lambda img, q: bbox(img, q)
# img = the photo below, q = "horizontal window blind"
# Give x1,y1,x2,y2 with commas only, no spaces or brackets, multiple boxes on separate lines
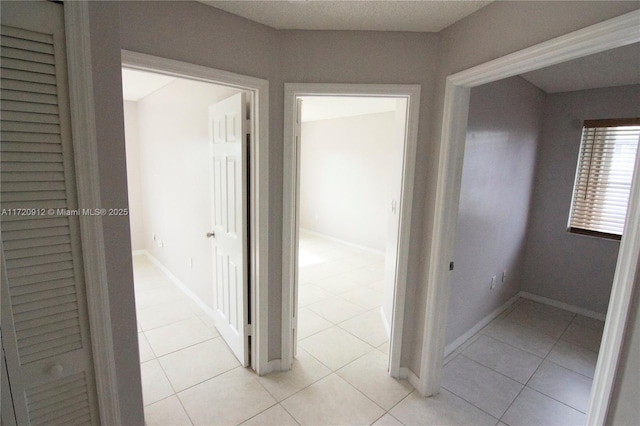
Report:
569,118,640,239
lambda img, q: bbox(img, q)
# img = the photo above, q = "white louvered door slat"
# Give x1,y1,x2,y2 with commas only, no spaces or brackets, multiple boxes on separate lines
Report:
0,1,99,425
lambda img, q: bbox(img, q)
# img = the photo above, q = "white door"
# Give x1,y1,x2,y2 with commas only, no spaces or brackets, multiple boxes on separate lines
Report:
1,1,99,424
382,98,408,334
208,93,250,366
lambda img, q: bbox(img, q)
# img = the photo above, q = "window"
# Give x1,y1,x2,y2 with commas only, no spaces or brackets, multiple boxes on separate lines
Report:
569,118,640,240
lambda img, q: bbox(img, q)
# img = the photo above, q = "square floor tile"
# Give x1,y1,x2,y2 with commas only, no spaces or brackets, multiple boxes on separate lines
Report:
140,359,175,406
135,286,187,310
502,387,585,425
343,267,384,285
241,404,298,425
134,276,174,293
138,332,156,363
483,319,557,358
561,322,603,352
297,308,333,340
313,274,364,295
503,300,573,338
307,296,366,324
299,327,374,370
389,389,498,426
527,360,593,413
137,299,196,331
178,367,276,425
158,338,240,392
462,335,543,384
257,349,331,401
372,413,404,425
143,395,192,425
441,355,522,418
298,283,333,307
572,314,605,332
337,350,413,410
339,309,389,347
340,285,384,309
281,374,384,425
547,339,598,378
145,317,216,357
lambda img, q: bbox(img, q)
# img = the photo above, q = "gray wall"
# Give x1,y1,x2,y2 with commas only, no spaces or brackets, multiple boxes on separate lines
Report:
119,1,441,364
446,77,544,346
88,2,144,424
414,0,640,376
521,85,640,314
73,1,640,420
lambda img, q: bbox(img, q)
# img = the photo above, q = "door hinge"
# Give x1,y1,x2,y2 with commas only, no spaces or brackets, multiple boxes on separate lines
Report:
245,324,253,336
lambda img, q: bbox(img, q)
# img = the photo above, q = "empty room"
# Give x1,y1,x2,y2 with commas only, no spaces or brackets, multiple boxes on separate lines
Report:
438,45,639,423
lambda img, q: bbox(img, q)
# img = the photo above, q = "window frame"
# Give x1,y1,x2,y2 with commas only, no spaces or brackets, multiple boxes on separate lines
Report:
568,117,640,241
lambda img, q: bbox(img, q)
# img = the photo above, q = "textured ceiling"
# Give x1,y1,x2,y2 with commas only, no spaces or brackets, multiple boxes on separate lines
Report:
200,1,493,32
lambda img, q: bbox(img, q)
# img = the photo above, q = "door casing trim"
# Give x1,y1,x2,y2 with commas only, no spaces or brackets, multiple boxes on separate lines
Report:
282,83,421,378
120,50,270,376
422,10,640,424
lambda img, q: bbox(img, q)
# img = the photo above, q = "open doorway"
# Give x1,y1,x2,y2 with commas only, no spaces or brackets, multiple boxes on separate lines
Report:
295,96,406,371
282,84,421,383
122,67,247,407
421,11,640,424
119,52,271,417
438,67,638,423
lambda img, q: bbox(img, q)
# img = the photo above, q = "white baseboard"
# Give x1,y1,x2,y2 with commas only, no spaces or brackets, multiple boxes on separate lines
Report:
141,252,218,321
405,368,420,390
444,293,522,356
132,249,147,256
445,291,607,357
519,291,606,321
299,228,385,256
263,359,283,375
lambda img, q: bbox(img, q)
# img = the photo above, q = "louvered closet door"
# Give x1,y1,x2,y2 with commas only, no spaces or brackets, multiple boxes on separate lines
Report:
0,1,99,425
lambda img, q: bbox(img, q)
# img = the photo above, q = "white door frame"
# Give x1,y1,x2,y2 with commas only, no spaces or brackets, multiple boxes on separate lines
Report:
120,50,270,375
282,83,421,378
421,9,640,424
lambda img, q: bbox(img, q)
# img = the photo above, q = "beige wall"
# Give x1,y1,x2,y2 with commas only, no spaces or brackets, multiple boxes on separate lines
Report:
77,1,640,421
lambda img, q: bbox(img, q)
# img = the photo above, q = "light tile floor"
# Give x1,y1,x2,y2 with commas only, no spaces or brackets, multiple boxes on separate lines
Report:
134,233,603,425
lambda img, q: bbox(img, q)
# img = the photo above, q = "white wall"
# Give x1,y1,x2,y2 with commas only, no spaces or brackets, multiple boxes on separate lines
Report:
132,78,238,308
123,101,144,251
299,110,399,252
